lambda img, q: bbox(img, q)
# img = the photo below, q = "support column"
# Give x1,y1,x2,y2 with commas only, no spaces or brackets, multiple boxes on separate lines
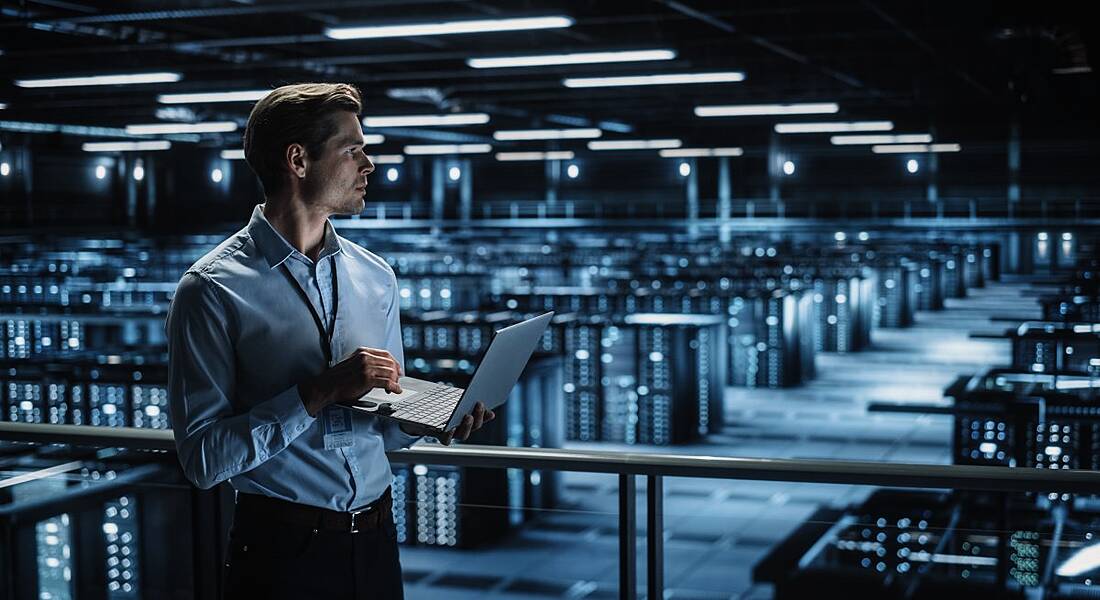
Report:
19,147,34,227
927,123,939,208
459,158,472,223
926,151,939,203
144,156,157,229
409,157,423,210
1007,116,1021,218
718,156,732,243
686,158,698,238
431,158,445,232
124,156,139,229
768,132,780,216
545,159,560,206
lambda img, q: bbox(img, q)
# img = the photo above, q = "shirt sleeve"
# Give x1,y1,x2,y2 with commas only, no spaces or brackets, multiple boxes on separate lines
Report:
379,269,423,451
167,271,317,489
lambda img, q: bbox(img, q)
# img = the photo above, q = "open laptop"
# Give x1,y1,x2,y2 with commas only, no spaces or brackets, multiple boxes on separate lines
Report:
349,311,554,434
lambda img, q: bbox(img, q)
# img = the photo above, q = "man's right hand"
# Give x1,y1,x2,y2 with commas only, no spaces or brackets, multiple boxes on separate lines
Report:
298,347,403,417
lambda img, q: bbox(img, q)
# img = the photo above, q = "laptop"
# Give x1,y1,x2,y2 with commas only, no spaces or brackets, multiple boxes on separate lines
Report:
350,311,554,434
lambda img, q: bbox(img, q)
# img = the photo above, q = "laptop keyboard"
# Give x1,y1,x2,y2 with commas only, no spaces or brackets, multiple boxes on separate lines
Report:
390,385,463,429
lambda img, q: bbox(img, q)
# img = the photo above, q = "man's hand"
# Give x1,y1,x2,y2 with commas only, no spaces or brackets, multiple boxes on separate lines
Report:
298,347,403,417
400,402,495,445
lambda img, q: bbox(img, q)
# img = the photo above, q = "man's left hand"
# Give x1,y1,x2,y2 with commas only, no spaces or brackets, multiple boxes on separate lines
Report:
399,401,495,445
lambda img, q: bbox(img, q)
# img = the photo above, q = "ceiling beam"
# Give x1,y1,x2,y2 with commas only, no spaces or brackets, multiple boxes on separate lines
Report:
655,0,890,100
860,0,995,99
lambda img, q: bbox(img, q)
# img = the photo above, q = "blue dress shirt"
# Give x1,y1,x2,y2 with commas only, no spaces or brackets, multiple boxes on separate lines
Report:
166,204,420,511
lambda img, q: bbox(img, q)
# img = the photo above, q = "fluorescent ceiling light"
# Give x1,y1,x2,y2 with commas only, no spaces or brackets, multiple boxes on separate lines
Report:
403,144,491,155
369,154,405,164
871,143,961,154
600,121,632,133
363,113,489,127
658,147,743,158
220,149,245,160
831,133,932,145
695,103,839,117
83,141,172,152
0,103,7,110
16,72,181,88
126,122,238,135
588,139,681,151
361,134,386,145
496,151,575,161
1053,66,1093,75
775,121,894,134
493,128,601,141
564,72,745,88
158,90,270,104
468,49,675,69
326,16,572,40
0,120,199,141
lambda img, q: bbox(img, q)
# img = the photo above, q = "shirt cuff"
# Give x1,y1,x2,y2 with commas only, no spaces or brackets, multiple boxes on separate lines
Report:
391,422,424,449
270,385,317,442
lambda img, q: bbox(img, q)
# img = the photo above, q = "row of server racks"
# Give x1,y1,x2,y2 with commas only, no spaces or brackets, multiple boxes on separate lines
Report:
756,254,1100,598
0,228,1007,598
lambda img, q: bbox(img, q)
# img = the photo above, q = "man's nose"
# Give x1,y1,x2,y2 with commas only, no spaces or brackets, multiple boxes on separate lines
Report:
362,156,375,176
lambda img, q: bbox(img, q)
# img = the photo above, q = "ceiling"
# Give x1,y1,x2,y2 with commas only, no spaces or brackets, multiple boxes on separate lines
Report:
0,1,1097,156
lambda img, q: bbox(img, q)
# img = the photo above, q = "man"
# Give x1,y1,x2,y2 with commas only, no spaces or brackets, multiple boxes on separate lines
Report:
166,82,493,599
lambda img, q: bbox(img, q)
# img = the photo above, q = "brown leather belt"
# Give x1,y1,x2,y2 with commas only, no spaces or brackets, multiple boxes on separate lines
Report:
235,487,392,533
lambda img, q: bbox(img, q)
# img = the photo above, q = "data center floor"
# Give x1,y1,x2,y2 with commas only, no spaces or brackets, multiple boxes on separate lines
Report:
399,281,1039,600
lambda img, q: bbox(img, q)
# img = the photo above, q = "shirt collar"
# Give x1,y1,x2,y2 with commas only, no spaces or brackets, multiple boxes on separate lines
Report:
248,203,344,270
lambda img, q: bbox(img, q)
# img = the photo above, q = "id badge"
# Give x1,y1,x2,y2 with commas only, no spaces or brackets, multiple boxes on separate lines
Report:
322,405,355,450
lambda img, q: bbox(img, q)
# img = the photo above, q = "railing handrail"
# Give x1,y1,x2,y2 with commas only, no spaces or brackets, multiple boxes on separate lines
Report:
3,421,1099,493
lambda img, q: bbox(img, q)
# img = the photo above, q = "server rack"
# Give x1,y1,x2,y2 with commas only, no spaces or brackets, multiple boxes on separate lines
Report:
1005,322,1100,375
391,354,563,548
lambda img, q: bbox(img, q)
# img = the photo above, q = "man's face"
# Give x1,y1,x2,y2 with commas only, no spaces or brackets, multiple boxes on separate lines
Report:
301,111,375,216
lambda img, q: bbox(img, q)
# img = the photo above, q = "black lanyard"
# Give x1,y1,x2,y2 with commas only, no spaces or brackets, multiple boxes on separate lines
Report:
280,256,340,365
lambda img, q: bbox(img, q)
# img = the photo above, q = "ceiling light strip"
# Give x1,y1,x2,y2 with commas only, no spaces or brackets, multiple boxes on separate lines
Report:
563,72,745,88
831,133,932,145
403,144,492,155
492,128,601,141
126,122,238,134
495,151,575,161
695,103,839,117
16,72,182,88
158,90,270,104
775,121,893,134
83,141,172,152
658,147,743,158
871,143,961,154
468,49,675,69
588,139,681,150
326,16,573,40
363,113,490,127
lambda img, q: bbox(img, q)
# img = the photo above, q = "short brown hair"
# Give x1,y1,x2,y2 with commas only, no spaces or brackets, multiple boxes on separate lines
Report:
243,83,362,194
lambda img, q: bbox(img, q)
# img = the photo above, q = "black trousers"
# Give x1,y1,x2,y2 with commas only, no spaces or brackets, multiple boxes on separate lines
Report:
222,503,404,600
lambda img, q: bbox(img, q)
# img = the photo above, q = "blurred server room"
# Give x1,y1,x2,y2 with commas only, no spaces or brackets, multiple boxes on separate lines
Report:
1,2,1100,599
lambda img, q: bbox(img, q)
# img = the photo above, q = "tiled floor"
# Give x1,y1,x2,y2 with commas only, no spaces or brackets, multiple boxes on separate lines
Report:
402,281,1040,599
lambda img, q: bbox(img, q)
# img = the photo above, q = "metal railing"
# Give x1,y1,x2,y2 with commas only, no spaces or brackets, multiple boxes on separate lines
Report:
5,422,1100,599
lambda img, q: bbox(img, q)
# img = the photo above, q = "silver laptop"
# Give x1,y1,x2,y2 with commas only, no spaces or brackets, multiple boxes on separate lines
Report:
350,311,554,433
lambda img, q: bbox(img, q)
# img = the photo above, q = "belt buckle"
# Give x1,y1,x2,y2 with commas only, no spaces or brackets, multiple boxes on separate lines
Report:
348,509,363,533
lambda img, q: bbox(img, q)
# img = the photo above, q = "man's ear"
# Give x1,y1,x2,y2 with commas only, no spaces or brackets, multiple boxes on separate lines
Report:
286,143,308,179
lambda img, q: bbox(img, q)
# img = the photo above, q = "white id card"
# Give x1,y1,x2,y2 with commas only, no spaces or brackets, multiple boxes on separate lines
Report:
322,405,355,450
